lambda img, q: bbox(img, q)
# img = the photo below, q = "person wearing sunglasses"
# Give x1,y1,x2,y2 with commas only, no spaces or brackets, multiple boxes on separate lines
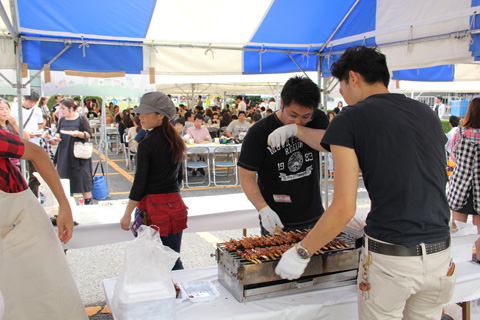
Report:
238,76,330,236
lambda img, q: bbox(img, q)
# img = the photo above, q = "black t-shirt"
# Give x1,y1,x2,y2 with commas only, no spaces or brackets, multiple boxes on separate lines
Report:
129,126,182,201
239,109,329,226
321,93,450,247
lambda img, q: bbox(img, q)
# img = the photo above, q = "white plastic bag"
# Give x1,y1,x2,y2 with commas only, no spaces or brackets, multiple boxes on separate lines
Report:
111,226,180,320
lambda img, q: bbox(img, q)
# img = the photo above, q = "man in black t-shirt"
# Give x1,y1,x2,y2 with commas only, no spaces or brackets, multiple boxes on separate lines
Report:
238,76,329,235
275,47,454,320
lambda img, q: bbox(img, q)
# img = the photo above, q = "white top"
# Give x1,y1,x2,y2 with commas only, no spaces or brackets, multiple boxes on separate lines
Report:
238,100,247,112
10,103,43,145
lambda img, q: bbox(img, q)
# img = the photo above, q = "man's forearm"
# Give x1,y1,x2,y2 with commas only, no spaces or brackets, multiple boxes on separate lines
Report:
239,167,267,211
297,127,327,152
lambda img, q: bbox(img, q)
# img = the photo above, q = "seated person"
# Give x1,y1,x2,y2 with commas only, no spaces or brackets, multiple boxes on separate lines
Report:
183,111,194,133
175,118,185,138
226,111,251,138
211,112,220,125
186,114,212,143
129,128,147,152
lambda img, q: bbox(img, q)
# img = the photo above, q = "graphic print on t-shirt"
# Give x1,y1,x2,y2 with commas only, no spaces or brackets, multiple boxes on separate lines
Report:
267,136,314,182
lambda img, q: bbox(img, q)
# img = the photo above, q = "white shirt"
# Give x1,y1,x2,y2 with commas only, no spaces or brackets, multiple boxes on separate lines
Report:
10,103,43,145
238,101,247,113
268,101,277,110
434,103,446,119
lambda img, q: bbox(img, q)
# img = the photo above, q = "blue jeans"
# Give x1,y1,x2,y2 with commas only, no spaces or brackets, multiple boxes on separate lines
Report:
161,231,184,270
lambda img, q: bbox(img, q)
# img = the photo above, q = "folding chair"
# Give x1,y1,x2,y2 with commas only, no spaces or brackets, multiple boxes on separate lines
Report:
184,147,210,187
106,127,120,154
212,146,238,186
123,133,137,171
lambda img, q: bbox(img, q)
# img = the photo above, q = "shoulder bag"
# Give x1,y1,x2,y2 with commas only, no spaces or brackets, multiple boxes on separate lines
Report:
73,115,93,159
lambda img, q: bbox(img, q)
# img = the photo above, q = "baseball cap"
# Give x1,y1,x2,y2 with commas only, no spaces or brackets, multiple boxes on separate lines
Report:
132,92,175,119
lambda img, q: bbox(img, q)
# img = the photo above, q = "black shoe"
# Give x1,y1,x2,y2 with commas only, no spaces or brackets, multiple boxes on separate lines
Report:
192,169,197,177
198,168,205,176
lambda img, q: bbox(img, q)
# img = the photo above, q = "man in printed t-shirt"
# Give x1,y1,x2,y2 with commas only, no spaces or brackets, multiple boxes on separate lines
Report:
238,76,329,235
275,46,454,320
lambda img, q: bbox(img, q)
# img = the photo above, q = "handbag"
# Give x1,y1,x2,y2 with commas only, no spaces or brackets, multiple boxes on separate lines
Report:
137,193,188,237
92,161,109,200
73,139,93,159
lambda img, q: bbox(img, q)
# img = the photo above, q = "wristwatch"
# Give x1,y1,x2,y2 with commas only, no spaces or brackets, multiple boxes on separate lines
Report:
296,241,312,259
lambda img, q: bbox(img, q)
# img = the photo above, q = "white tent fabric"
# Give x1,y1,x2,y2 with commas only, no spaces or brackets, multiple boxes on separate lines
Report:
0,0,479,79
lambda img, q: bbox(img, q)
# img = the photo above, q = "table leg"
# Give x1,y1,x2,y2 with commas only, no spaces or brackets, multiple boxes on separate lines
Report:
457,301,470,320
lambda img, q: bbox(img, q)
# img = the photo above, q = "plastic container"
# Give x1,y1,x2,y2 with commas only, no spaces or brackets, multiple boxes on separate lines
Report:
178,280,220,303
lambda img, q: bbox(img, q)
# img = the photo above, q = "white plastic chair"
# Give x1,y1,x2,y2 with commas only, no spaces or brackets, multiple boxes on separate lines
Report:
184,147,210,188
212,146,238,186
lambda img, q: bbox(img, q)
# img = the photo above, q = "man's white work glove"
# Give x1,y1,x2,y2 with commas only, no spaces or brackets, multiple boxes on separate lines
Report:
259,205,284,234
267,124,298,148
275,245,309,280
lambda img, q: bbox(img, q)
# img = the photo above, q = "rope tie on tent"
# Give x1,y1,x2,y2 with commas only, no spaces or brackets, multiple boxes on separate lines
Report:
326,45,333,70
78,36,89,57
149,43,158,66
406,25,414,54
259,45,267,72
302,46,311,68
362,36,366,47
469,12,476,45
204,43,214,59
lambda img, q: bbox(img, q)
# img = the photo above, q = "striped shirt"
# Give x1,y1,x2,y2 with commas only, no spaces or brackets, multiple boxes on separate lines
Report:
0,129,28,193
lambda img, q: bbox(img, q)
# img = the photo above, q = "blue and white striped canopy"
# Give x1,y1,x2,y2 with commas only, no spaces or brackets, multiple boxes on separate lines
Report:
0,0,479,80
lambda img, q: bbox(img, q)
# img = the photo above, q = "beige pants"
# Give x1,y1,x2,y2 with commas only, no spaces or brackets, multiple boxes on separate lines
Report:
358,236,456,320
0,189,87,320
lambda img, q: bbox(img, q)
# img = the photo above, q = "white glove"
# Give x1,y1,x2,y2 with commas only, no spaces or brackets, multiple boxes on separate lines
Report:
275,245,310,280
267,124,298,148
259,206,284,234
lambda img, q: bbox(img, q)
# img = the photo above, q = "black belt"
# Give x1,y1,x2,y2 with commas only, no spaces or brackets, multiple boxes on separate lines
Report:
363,237,450,256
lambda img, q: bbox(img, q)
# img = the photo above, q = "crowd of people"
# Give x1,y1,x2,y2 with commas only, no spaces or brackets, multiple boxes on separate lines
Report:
1,45,480,320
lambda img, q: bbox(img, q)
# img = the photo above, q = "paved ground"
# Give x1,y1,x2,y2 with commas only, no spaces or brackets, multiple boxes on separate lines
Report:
66,147,374,319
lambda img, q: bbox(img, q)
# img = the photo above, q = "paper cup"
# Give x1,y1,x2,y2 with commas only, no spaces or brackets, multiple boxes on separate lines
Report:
214,138,219,144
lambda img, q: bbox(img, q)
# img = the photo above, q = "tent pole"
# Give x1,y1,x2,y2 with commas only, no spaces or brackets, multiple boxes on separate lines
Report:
223,91,226,111
10,0,26,176
102,96,109,190
318,56,329,208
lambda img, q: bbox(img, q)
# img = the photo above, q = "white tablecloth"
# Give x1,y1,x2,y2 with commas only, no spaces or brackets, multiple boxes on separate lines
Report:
103,261,480,320
62,193,257,249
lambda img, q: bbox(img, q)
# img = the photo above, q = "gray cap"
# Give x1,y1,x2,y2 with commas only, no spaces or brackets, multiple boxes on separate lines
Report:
132,92,175,119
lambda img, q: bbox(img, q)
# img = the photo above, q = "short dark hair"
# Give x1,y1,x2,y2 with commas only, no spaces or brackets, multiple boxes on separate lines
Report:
238,111,246,116
236,95,243,101
194,114,203,121
281,76,320,110
25,89,40,102
266,108,273,114
184,111,193,120
331,46,390,88
449,115,460,127
261,106,265,111
436,96,443,100
175,118,185,126
333,107,340,114
253,113,262,122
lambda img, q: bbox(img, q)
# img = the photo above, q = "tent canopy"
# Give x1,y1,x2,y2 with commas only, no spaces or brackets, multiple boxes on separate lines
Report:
0,0,479,80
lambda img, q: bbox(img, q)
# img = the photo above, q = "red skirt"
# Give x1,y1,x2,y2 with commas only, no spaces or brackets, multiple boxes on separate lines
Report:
137,193,188,236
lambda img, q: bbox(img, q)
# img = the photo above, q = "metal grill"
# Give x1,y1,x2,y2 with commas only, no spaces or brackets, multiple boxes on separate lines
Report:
216,226,363,302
